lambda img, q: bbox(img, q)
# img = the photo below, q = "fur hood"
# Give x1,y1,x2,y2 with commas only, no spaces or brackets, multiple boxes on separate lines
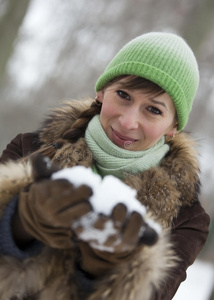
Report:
0,99,201,300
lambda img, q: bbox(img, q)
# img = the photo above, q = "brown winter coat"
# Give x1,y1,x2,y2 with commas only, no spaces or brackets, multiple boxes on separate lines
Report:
0,99,210,300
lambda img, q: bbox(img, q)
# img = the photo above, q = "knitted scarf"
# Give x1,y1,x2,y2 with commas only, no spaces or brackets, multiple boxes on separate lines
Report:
85,115,169,179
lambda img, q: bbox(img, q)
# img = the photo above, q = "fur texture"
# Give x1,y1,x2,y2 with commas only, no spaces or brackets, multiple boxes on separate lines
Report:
0,159,32,217
0,99,201,300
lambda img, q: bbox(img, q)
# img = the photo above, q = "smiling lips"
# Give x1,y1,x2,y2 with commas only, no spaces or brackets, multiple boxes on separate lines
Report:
111,128,138,148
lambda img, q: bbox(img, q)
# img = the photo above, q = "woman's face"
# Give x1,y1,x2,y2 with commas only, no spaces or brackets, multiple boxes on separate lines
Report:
97,82,177,151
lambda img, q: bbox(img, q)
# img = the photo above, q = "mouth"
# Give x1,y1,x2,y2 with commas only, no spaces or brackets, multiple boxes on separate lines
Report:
111,128,138,149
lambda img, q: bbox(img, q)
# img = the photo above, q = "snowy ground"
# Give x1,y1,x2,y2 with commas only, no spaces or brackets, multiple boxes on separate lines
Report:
173,260,214,300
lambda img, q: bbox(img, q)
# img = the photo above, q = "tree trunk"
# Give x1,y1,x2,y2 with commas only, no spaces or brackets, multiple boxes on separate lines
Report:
0,0,30,84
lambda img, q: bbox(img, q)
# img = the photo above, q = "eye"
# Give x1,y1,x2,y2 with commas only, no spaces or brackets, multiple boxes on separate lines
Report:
116,90,131,100
147,106,162,115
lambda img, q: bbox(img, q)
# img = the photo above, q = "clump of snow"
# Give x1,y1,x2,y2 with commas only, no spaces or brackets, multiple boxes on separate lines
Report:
72,211,117,252
52,166,101,191
52,166,161,251
43,156,53,169
52,166,146,216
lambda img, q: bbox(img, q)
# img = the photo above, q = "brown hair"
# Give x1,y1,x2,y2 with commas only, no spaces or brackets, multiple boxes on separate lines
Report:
63,101,101,142
103,75,165,96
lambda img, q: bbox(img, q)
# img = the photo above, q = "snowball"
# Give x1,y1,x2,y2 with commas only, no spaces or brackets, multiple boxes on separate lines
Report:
52,166,101,191
52,166,162,251
90,175,146,216
51,166,146,216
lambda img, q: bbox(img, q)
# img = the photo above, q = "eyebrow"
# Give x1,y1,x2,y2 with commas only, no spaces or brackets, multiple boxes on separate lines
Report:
149,98,168,110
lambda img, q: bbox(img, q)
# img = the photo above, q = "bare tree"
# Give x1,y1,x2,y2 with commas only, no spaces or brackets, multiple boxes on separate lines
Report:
0,0,30,85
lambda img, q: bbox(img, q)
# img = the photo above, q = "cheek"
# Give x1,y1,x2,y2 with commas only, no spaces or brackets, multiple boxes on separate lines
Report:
143,124,167,139
100,101,116,123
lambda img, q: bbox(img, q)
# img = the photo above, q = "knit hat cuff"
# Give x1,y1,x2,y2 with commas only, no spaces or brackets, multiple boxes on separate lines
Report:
95,62,189,130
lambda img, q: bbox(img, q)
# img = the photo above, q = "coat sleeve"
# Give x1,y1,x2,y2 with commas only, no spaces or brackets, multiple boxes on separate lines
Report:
0,196,43,258
153,201,210,300
0,132,41,163
0,132,43,258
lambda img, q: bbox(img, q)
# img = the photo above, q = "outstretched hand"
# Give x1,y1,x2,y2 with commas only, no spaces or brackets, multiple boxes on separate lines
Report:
71,200,160,277
72,203,159,253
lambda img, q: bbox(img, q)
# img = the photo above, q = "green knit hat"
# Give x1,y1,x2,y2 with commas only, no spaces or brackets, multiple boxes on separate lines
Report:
95,32,199,130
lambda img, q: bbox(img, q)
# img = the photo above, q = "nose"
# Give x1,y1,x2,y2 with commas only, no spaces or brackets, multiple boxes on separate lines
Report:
118,109,139,130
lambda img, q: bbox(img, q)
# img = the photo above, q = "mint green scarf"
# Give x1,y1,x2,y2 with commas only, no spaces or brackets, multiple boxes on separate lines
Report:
85,115,169,179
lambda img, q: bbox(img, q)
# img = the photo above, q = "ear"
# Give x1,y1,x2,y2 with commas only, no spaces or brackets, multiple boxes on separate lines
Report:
96,91,104,103
166,127,177,138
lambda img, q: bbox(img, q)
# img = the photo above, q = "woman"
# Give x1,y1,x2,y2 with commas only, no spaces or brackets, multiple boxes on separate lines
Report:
0,32,210,300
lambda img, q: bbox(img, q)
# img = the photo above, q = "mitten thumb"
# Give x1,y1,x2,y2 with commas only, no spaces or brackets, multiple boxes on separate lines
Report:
31,153,59,181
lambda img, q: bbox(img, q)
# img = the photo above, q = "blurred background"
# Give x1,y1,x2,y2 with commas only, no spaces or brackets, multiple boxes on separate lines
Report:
0,0,213,298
